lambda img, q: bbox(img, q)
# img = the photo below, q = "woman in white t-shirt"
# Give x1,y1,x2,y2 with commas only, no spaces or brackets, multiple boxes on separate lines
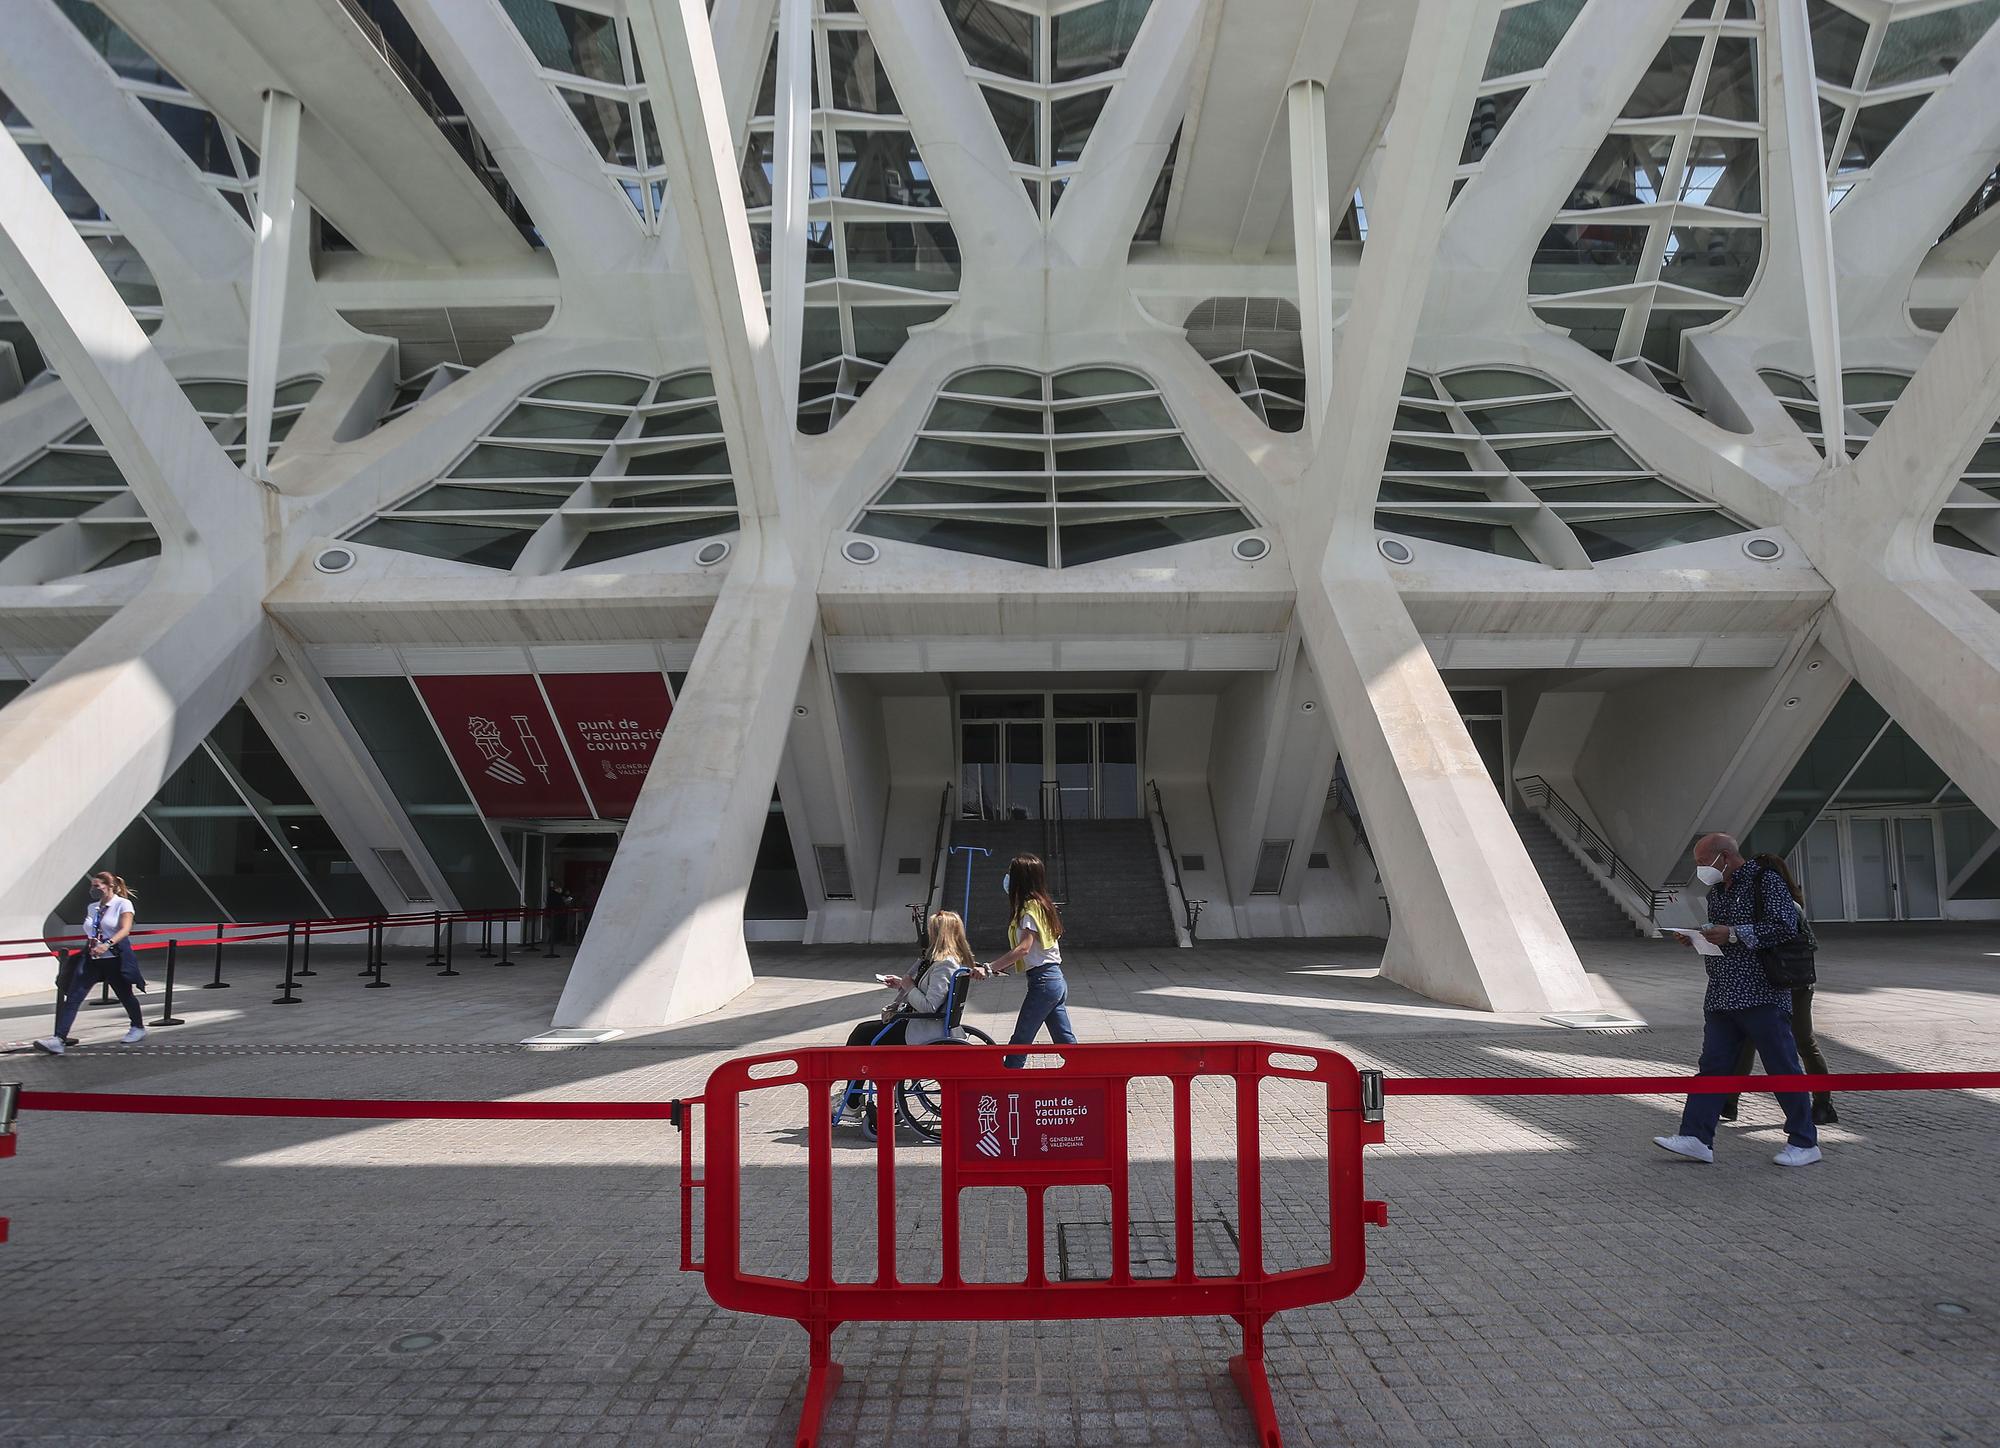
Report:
36,871,146,1055
975,853,1077,1069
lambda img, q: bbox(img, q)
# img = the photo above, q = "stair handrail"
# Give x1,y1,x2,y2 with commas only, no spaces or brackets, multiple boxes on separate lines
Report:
1146,779,1205,939
911,781,953,944
1515,774,1667,920
1327,767,1373,860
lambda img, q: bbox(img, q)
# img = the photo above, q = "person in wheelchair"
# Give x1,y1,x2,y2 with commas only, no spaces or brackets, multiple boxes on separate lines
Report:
834,910,982,1131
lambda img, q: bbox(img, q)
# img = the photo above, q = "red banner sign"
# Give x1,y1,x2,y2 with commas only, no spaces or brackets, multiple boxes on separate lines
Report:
414,675,592,819
957,1084,1107,1167
539,672,672,820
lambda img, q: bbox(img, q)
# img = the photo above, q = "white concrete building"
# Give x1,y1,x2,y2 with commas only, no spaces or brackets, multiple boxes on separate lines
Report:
0,0,1995,1024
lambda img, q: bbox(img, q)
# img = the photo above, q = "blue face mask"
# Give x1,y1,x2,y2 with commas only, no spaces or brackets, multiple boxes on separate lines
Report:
1001,873,1011,894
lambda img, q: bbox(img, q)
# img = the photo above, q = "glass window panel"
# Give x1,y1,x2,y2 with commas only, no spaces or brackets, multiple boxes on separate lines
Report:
1935,523,1996,554
1059,509,1249,566
1052,397,1173,432
942,0,1039,81
1566,508,1742,559
491,402,625,441
148,799,320,923
450,443,599,479
1699,37,1759,122
1379,479,1493,503
53,0,181,86
1484,0,1586,80
837,130,940,206
1053,477,1227,504
92,815,216,924
347,517,538,568
137,98,236,176
1819,96,1843,168
850,305,950,362
907,436,1046,472
86,537,161,572
1051,0,1151,81
1535,476,1696,504
499,0,625,81
982,86,1039,164
632,438,732,474
1055,436,1198,471
961,695,1042,720
1464,397,1599,433
1806,0,1868,87
823,30,901,114
532,373,650,406
275,814,383,918
1760,369,1814,401
1500,436,1640,471
1659,225,1762,296
1620,37,1704,119
1462,87,1527,165
926,398,1046,434
1842,370,1909,405
0,493,97,520
273,378,321,407
879,477,1044,504
1530,222,1650,292
557,88,638,166
1565,133,1677,208
180,380,248,412
639,404,724,438
950,368,1045,399
614,482,736,508
1837,96,1926,174
859,508,1051,565
1051,368,1149,398
1376,511,1538,561
1870,3,2000,90
1385,440,1477,472
200,707,298,811
840,220,962,290
1964,440,2000,473
565,519,735,567
1441,369,1558,402
1394,404,1460,435
748,806,808,919
1678,135,1760,211
391,483,567,512
4,452,125,487
1005,721,1043,817
1050,89,1109,165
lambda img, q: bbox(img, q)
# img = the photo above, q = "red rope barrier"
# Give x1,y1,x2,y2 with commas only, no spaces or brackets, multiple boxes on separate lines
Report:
11,1071,1997,1122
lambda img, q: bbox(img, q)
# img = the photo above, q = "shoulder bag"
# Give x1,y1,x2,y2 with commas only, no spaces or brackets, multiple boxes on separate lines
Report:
1752,866,1816,988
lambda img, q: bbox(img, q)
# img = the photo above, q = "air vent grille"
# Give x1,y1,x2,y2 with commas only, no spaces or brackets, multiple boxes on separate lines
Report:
1251,840,1292,896
815,844,855,900
371,848,432,904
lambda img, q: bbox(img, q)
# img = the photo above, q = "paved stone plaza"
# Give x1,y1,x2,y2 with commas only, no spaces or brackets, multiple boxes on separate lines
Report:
3,927,1997,1446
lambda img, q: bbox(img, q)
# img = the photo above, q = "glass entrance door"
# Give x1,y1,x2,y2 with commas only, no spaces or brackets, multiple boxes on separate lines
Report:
959,692,1142,820
1792,811,1945,921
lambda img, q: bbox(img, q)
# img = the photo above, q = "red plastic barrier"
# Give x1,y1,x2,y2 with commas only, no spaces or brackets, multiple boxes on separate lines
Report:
674,1041,1388,1448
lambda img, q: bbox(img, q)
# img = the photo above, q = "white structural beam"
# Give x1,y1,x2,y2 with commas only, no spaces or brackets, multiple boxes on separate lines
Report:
768,0,811,423
1293,0,1597,1013
1775,0,1843,457
1288,79,1333,440
0,126,271,993
243,89,301,484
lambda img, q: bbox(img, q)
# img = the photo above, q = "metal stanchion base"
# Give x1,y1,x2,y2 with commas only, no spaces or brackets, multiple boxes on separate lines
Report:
272,995,302,1005
436,966,460,977
364,980,392,989
201,981,231,990
151,1016,185,1026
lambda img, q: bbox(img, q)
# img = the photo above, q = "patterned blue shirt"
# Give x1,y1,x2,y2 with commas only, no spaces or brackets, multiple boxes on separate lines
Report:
1700,862,1800,1011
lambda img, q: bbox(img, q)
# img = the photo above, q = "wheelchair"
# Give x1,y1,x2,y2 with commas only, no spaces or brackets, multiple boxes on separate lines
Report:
831,966,994,1142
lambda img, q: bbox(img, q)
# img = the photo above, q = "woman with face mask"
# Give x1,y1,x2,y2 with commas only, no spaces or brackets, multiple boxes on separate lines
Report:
36,872,146,1055
974,853,1077,1069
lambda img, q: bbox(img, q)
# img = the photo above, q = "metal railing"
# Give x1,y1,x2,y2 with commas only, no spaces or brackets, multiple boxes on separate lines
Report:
1038,779,1071,904
910,782,953,945
1515,775,1671,920
1147,779,1205,939
1328,769,1373,860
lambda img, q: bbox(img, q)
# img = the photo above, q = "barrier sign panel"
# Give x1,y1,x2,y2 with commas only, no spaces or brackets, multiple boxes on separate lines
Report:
414,675,592,819
958,1083,1106,1167
540,672,672,820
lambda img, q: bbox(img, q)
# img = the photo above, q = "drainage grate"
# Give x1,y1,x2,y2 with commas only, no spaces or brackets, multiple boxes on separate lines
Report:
1055,1217,1239,1282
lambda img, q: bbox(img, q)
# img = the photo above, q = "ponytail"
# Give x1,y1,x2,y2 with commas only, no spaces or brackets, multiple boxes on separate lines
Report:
114,875,136,904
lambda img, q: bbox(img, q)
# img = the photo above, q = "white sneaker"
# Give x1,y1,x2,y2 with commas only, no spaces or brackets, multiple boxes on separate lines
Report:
32,1035,64,1055
1773,1144,1822,1167
1653,1134,1713,1163
121,1026,147,1045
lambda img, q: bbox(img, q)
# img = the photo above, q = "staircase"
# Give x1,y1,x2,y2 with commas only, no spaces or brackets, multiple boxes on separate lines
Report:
944,818,1178,953
1512,812,1644,940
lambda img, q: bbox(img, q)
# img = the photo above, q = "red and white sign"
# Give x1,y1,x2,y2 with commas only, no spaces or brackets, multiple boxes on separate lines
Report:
958,1084,1107,1167
540,672,672,820
414,675,593,819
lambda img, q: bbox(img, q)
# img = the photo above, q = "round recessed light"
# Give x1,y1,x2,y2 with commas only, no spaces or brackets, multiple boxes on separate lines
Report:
794,704,809,717
1301,700,1316,713
270,674,288,686
293,712,311,723
1378,538,1415,565
694,539,731,567
1232,535,1271,562
313,546,356,574
1807,660,1823,672
1742,537,1784,561
1783,696,1801,709
841,538,880,565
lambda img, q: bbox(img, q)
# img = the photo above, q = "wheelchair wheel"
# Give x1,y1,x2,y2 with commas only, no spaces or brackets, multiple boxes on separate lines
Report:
895,1025,995,1142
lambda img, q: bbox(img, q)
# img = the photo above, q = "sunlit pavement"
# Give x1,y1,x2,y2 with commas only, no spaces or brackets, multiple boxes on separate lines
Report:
2,926,1996,1445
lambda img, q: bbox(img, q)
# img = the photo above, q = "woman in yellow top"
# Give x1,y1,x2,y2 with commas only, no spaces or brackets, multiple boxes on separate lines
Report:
974,853,1076,1069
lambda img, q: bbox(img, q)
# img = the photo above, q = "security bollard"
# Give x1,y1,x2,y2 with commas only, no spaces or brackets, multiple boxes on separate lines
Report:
273,924,302,1005
150,940,185,1026
494,918,513,967
204,923,230,989
438,920,460,977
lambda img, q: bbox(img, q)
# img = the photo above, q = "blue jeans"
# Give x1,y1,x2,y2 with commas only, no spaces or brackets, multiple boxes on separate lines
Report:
1004,964,1077,1069
1679,1004,1817,1148
53,954,144,1038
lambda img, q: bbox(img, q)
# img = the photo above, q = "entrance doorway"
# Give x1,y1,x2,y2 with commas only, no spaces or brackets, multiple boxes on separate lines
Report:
500,823,622,941
1791,811,1944,922
958,692,1141,820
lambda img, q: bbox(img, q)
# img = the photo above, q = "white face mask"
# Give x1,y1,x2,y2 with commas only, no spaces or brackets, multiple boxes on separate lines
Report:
1694,863,1726,888
1001,872,1011,894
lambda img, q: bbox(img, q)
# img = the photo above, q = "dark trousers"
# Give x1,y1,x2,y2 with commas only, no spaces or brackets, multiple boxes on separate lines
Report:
840,1017,909,1109
1679,1004,1817,1148
54,961,144,1038
1726,985,1830,1113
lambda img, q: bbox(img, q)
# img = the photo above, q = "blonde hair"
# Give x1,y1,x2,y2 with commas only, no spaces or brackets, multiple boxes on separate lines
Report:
927,910,973,965
91,871,137,905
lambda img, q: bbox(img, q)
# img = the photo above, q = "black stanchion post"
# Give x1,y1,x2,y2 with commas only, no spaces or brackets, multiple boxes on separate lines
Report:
360,916,379,975
204,922,229,989
366,922,391,989
428,912,444,967
273,924,302,1004
298,920,316,977
494,917,512,967
438,916,459,976
152,940,185,1026
479,917,494,958
544,909,559,959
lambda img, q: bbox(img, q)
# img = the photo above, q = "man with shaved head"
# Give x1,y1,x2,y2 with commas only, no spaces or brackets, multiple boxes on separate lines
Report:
1654,832,1822,1167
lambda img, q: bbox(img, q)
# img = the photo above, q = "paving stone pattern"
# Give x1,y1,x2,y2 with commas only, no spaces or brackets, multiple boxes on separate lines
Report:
1,927,1997,1445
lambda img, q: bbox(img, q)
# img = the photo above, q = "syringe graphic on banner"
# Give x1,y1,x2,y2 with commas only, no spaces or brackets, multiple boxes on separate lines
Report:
511,715,552,782
1007,1093,1021,1158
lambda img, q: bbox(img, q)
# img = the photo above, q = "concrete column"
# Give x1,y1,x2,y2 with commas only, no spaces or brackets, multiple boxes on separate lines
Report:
553,536,817,1025
1774,0,1843,455
768,0,811,422
1293,0,1595,1012
1287,79,1333,441
244,89,301,483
